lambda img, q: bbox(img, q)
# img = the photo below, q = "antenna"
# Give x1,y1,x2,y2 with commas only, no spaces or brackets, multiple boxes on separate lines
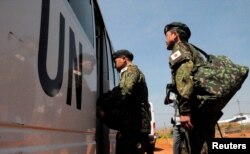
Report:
237,99,242,116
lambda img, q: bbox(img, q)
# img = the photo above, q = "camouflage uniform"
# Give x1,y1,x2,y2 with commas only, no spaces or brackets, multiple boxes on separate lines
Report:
169,42,204,114
169,41,220,154
98,63,151,154
118,64,151,133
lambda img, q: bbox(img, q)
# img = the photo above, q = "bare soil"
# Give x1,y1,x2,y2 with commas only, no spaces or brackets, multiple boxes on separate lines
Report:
154,138,173,154
154,123,250,154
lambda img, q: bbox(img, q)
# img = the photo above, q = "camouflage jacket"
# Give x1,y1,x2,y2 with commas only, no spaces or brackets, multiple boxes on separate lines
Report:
98,64,151,133
117,64,151,133
169,42,204,114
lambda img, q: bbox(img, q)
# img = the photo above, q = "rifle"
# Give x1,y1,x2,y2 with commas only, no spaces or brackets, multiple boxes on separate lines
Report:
164,83,177,105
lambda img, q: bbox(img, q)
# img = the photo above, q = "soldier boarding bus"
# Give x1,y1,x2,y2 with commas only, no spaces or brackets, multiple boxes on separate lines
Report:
0,0,119,153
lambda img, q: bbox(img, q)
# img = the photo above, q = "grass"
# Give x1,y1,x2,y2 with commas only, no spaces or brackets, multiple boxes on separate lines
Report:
156,123,250,139
156,127,173,139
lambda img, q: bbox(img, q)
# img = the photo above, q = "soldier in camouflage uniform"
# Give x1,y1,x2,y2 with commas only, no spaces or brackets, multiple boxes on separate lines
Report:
164,22,222,154
98,49,151,154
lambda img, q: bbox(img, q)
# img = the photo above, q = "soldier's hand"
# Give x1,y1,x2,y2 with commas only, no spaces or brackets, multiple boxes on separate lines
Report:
180,113,193,130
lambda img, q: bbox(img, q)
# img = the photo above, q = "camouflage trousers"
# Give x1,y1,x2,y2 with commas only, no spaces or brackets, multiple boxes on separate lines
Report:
181,110,223,154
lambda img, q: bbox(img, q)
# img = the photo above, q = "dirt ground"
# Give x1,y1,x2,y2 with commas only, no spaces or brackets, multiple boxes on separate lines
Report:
154,132,250,154
154,138,173,154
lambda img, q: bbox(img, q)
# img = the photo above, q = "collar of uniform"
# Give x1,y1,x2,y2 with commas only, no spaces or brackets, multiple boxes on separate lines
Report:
172,41,182,52
120,66,128,77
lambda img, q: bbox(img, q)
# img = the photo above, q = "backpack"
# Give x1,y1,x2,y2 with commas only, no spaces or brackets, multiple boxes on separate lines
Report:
190,44,249,111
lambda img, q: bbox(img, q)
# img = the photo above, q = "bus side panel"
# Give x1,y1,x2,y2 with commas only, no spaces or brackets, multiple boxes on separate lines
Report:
0,0,97,153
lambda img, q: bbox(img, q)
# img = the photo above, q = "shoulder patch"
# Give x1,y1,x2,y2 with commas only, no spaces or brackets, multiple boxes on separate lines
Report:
171,50,182,61
169,50,191,68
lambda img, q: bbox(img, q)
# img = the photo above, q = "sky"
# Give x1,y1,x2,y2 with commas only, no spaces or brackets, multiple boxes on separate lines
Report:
98,0,250,128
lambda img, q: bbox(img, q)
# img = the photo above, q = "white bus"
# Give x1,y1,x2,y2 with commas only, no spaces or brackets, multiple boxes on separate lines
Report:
0,0,119,153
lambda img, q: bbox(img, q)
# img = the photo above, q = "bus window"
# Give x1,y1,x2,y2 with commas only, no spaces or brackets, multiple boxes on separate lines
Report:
68,0,94,46
105,34,116,89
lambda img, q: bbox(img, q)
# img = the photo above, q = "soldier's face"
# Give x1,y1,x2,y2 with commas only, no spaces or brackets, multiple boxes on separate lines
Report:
165,31,177,50
114,56,126,72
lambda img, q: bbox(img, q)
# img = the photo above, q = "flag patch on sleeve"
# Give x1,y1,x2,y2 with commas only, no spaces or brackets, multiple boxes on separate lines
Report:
171,50,181,61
